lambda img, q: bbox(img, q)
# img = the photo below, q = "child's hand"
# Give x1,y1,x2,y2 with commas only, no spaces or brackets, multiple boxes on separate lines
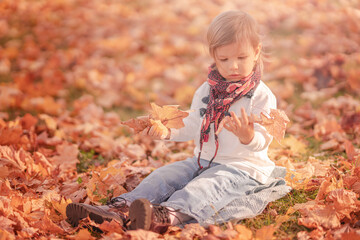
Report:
216,107,254,145
141,124,171,140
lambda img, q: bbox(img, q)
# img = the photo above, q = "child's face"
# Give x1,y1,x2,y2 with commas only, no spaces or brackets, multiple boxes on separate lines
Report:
214,41,261,82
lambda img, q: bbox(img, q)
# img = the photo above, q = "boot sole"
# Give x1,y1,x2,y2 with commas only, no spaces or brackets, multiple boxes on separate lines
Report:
66,203,121,227
129,198,152,230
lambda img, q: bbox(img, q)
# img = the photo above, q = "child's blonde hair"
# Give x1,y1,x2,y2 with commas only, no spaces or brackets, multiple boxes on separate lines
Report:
207,10,265,72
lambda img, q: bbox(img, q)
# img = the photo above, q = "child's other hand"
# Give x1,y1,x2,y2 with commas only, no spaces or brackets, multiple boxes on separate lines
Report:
216,107,254,145
141,124,171,140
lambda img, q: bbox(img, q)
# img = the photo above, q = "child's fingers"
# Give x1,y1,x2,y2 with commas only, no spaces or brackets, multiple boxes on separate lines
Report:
240,108,249,125
216,117,228,135
153,125,164,139
215,124,223,135
148,125,156,136
230,111,242,129
159,127,169,139
150,124,169,139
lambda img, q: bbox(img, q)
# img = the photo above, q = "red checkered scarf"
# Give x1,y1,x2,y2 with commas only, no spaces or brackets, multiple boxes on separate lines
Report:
197,63,261,169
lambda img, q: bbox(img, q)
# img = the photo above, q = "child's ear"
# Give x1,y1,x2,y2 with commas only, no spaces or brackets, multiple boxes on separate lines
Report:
255,43,262,60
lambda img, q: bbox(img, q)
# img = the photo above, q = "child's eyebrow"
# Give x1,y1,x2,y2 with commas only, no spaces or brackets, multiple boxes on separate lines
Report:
218,53,247,58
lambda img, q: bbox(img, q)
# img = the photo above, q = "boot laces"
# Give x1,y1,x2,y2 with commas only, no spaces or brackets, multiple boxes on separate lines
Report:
108,197,128,209
107,197,130,227
152,204,184,226
153,205,171,224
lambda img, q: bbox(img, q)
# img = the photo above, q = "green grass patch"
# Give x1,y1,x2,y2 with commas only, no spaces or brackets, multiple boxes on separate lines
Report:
77,149,108,173
4,108,39,121
65,86,90,111
235,189,317,239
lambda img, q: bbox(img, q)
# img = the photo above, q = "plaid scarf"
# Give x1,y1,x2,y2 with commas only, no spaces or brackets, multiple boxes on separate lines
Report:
197,63,261,170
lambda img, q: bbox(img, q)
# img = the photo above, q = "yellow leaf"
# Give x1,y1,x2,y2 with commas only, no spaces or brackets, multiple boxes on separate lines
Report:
39,114,57,131
52,197,72,219
282,135,307,154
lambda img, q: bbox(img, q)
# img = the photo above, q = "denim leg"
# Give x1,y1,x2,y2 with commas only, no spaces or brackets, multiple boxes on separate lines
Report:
161,164,260,224
117,157,213,204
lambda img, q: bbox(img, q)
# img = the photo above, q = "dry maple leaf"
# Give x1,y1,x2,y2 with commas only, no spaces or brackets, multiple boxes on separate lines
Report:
121,103,189,134
149,102,189,129
121,116,151,133
325,189,358,219
125,229,161,240
180,223,207,240
234,225,253,240
50,143,79,173
255,224,277,240
295,201,341,229
0,125,23,146
254,109,290,142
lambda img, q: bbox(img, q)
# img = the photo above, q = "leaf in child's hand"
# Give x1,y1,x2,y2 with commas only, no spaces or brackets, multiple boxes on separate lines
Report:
149,102,189,129
122,103,189,134
121,116,151,133
254,109,290,142
149,119,169,139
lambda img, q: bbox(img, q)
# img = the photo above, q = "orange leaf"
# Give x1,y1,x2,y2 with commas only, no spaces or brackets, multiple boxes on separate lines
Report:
325,189,358,219
149,102,189,129
0,125,23,146
234,225,253,240
255,224,276,240
0,216,16,235
121,116,151,133
254,109,290,142
344,140,357,161
20,113,38,130
97,220,125,234
125,229,161,240
316,177,343,201
72,229,95,240
294,201,341,229
121,103,189,133
0,166,10,179
50,143,79,173
179,223,207,240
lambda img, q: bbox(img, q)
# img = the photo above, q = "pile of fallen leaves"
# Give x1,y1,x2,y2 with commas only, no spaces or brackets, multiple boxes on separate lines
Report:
1,0,360,239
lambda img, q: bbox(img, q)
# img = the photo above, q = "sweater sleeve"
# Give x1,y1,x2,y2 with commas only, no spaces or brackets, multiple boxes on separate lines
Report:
242,84,277,152
168,86,204,142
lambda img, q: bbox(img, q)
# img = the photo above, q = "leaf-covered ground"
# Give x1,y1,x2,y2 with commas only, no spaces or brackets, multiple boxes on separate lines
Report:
1,0,360,239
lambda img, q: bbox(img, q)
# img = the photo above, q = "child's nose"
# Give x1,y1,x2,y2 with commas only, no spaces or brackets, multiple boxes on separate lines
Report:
230,61,238,70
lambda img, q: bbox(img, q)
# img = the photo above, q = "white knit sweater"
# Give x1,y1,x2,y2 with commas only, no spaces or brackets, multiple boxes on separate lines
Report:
169,81,277,184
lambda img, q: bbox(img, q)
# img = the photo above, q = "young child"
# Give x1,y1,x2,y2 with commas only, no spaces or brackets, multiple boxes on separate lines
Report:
66,10,290,233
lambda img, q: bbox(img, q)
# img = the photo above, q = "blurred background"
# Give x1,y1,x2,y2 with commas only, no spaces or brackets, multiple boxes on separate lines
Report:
1,1,360,238
1,0,359,117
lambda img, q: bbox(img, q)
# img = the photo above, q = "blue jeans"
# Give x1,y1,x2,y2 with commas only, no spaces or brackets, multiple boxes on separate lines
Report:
117,157,269,225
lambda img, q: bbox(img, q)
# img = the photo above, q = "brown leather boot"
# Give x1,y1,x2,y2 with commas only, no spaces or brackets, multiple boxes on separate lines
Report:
128,198,174,234
66,197,129,227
